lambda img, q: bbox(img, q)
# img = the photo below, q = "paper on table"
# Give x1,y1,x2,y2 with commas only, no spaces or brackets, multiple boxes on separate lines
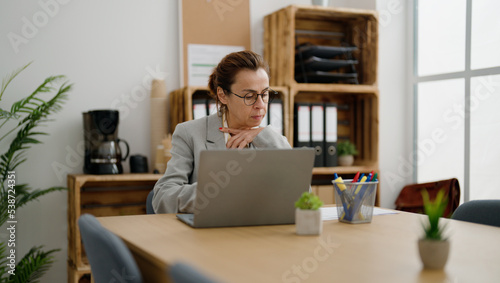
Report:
321,207,398,221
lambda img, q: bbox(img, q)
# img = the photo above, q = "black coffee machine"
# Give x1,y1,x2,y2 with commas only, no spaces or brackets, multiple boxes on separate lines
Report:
83,110,129,174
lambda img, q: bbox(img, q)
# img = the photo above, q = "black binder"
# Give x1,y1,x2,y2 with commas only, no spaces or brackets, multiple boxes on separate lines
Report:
310,103,325,167
294,103,311,148
324,102,338,167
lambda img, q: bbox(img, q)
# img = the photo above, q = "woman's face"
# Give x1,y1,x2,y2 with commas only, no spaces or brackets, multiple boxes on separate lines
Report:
218,68,269,129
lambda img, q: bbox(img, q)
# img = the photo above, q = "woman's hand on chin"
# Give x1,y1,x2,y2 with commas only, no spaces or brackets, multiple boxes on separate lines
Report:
220,127,265,149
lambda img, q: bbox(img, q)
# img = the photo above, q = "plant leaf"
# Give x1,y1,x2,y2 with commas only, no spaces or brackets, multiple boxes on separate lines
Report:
0,62,32,101
9,246,59,283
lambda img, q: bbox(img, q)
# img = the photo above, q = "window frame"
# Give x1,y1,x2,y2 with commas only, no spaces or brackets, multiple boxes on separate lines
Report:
412,0,500,202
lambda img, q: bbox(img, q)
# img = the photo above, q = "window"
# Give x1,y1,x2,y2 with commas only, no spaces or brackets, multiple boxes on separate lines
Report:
414,0,500,201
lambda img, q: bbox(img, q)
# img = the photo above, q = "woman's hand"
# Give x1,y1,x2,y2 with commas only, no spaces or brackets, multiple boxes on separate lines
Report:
219,127,265,149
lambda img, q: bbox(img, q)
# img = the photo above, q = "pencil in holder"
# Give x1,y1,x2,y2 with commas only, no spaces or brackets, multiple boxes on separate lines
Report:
332,179,378,224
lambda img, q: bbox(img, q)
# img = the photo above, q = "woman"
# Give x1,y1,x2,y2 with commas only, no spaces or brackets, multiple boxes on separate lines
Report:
152,51,291,213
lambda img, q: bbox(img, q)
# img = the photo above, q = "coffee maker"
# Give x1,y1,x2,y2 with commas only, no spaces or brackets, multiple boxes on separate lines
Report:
83,110,129,174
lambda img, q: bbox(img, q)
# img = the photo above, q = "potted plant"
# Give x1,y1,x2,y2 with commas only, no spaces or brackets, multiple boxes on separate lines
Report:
337,140,358,166
418,189,450,269
0,63,72,281
295,192,323,235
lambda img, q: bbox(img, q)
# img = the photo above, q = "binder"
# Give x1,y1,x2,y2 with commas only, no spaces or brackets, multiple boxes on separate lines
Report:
310,103,325,167
294,103,311,148
260,108,269,127
192,99,208,120
324,102,338,167
208,99,218,115
269,98,284,135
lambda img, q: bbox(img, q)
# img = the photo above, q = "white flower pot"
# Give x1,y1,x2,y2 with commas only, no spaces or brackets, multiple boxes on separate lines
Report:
338,155,354,166
418,239,450,269
295,208,322,235
312,0,330,7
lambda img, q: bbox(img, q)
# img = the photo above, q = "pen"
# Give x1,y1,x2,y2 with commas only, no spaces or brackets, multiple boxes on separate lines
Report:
366,173,372,182
373,172,378,182
367,171,374,181
354,175,367,194
333,176,353,219
351,175,373,221
357,173,365,183
352,172,360,183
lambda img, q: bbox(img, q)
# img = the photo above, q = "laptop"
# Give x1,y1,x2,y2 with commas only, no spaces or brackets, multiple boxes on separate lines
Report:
176,148,315,228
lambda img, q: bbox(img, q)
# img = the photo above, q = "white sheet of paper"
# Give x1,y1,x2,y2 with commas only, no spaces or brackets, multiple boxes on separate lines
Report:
188,44,244,86
320,206,399,221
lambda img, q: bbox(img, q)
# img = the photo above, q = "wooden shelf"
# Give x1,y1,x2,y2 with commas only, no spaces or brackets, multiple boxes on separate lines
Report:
312,164,378,175
290,83,378,95
264,5,380,204
67,173,161,283
264,5,378,87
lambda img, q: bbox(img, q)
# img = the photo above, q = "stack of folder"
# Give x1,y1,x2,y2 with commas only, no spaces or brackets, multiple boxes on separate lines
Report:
294,43,359,84
294,102,338,167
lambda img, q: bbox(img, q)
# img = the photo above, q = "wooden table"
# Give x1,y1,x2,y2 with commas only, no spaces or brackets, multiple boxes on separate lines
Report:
98,211,500,283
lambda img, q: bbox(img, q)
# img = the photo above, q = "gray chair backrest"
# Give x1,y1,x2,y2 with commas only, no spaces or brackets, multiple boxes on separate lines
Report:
451,200,500,227
78,214,143,283
169,262,220,283
146,189,155,214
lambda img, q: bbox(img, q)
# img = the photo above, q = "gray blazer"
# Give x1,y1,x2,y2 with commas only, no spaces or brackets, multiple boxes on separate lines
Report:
152,113,291,213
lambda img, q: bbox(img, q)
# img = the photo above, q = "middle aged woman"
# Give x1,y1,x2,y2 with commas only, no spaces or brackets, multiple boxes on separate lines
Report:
152,50,291,214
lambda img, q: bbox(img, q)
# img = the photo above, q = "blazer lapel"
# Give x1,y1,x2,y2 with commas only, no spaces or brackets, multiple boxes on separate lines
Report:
205,114,225,150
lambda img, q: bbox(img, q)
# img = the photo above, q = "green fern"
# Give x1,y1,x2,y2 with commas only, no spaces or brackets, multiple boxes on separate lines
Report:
0,64,71,283
0,243,9,280
8,246,59,283
0,62,31,101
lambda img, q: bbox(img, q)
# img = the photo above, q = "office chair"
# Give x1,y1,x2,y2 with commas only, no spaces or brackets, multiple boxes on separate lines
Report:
451,200,500,228
169,262,220,283
78,214,143,283
146,189,155,214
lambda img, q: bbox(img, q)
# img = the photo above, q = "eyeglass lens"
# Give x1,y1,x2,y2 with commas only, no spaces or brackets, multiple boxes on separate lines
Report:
244,90,275,105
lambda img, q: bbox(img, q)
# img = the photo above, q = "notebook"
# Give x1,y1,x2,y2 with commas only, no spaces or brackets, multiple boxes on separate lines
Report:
177,148,315,228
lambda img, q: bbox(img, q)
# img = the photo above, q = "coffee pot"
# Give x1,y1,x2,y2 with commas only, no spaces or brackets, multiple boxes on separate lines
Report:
83,110,130,174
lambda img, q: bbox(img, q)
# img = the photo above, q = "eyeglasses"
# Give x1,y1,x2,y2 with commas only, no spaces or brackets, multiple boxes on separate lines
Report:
224,88,277,106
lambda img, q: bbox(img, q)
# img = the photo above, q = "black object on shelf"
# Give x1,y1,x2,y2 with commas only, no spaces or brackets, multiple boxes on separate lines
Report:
295,56,358,72
294,42,359,84
295,44,358,59
130,154,149,173
295,71,358,84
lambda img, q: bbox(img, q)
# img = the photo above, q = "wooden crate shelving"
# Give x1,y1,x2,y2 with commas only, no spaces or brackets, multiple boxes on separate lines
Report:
264,5,380,204
264,5,378,87
67,174,160,283
289,84,379,167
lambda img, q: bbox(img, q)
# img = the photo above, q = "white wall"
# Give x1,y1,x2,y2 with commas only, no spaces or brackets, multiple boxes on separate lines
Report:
0,0,410,281
0,1,176,282
375,0,412,207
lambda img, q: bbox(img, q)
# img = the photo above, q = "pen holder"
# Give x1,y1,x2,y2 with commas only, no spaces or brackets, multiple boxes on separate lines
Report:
332,179,378,224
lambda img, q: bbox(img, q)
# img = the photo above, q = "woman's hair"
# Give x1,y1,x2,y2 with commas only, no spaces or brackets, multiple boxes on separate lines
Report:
208,50,270,115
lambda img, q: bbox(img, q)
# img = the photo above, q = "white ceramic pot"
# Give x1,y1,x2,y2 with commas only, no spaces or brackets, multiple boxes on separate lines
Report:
312,0,330,7
418,239,450,269
338,155,354,166
295,208,322,235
